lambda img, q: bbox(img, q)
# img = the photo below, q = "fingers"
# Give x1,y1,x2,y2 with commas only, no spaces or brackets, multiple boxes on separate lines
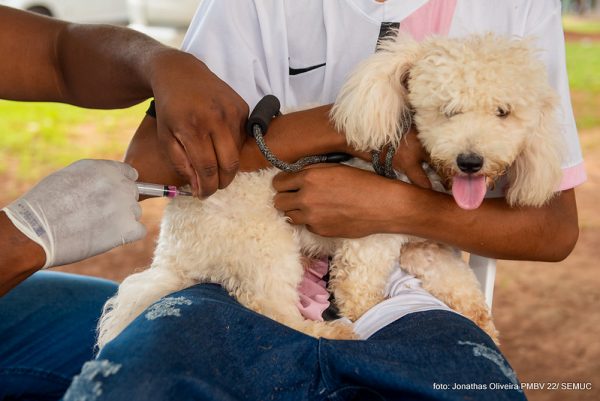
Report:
273,171,320,227
283,210,306,225
210,127,241,190
122,222,147,244
160,121,243,198
161,128,200,195
176,129,220,198
392,128,432,189
273,191,301,212
272,172,307,226
404,163,432,189
115,162,139,181
272,171,306,192
132,203,142,221
273,192,306,226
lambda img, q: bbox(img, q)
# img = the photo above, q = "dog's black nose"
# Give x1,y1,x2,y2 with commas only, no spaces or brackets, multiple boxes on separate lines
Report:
456,153,484,173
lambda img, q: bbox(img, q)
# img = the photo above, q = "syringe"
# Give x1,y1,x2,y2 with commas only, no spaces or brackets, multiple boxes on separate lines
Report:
136,182,193,198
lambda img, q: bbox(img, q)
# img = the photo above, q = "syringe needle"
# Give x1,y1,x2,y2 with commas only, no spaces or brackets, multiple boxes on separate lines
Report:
136,182,193,198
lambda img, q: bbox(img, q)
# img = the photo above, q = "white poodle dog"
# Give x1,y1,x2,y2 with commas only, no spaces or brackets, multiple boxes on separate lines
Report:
97,33,562,348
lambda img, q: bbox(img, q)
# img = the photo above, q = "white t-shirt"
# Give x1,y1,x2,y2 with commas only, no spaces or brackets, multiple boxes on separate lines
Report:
183,0,586,188
181,0,586,337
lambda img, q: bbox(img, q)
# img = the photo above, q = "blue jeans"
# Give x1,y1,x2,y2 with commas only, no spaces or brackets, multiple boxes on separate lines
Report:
0,272,117,401
63,283,526,401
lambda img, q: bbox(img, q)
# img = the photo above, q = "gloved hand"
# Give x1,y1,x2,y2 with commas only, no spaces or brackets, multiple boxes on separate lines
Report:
2,159,146,268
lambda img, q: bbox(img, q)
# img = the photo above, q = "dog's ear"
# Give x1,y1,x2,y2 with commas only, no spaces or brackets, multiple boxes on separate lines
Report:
506,94,563,207
331,35,421,151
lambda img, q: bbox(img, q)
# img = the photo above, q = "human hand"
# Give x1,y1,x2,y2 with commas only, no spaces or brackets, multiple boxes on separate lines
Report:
2,160,146,268
149,50,249,198
391,127,432,189
349,127,432,189
272,164,404,238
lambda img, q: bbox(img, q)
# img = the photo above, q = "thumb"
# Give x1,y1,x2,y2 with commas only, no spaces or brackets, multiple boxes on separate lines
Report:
103,160,139,181
404,164,432,189
122,222,148,244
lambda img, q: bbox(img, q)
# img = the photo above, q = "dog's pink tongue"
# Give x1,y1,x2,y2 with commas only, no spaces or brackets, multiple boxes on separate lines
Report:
452,175,487,210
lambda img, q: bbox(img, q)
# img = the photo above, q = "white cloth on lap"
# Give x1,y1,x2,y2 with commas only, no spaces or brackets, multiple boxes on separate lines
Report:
353,264,454,339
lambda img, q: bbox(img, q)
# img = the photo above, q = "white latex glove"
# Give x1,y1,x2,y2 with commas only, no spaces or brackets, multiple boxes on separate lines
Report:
2,159,146,268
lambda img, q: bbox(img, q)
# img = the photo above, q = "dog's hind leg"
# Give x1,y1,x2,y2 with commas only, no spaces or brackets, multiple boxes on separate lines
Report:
330,234,406,322
400,241,499,344
97,267,195,349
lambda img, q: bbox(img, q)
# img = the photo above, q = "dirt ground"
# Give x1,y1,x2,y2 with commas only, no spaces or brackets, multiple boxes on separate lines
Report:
489,127,600,401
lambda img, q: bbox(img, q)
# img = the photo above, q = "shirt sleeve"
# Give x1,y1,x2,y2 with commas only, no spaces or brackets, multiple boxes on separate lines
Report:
525,0,586,190
180,0,271,109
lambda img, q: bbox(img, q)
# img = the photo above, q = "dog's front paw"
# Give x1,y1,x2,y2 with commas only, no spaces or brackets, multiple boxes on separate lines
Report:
320,320,358,340
300,319,357,340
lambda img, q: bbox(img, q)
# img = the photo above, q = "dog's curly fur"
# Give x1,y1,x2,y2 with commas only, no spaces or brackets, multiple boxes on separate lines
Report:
97,33,562,349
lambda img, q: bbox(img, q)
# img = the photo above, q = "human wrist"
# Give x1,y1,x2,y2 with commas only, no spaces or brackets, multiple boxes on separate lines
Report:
147,48,193,96
0,211,46,277
385,181,435,235
274,105,348,154
239,105,349,171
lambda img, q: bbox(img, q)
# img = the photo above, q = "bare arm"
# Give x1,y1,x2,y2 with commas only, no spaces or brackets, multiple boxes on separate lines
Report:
272,165,579,262
390,180,579,261
125,105,351,184
0,212,45,296
0,6,249,197
126,100,578,262
0,5,158,107
128,111,578,261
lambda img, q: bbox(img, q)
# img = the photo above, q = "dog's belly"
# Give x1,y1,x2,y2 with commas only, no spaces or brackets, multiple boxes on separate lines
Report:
152,168,335,287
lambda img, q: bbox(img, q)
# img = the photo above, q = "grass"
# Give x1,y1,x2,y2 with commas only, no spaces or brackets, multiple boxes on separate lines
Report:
561,15,600,130
565,42,600,91
563,15,600,34
0,101,148,184
565,41,600,129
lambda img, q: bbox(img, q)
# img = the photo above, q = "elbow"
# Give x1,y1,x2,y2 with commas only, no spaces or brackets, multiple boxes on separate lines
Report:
542,220,579,262
536,189,580,262
558,222,580,261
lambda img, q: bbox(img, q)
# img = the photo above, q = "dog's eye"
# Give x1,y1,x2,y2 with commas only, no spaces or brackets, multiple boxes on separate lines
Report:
496,106,511,118
444,110,462,118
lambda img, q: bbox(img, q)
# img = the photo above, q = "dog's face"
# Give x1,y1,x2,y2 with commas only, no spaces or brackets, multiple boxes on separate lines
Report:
409,35,562,209
332,34,563,209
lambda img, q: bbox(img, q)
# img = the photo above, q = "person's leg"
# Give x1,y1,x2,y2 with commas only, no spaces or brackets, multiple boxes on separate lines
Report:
62,284,325,401
60,283,525,401
0,271,117,401
319,310,527,401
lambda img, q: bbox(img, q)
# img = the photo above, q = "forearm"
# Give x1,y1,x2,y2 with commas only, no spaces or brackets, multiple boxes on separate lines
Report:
127,105,349,185
239,105,349,171
0,212,46,295
0,5,173,107
54,22,177,108
389,184,579,262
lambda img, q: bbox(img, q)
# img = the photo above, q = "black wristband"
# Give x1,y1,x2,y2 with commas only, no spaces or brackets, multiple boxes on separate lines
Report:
146,100,156,118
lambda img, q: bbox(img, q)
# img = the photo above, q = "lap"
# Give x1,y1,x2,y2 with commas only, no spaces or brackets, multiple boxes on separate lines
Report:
0,271,117,401
68,283,526,401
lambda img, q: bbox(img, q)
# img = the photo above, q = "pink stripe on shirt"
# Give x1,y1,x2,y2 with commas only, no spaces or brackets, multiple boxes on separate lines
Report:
399,0,457,40
559,163,587,190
